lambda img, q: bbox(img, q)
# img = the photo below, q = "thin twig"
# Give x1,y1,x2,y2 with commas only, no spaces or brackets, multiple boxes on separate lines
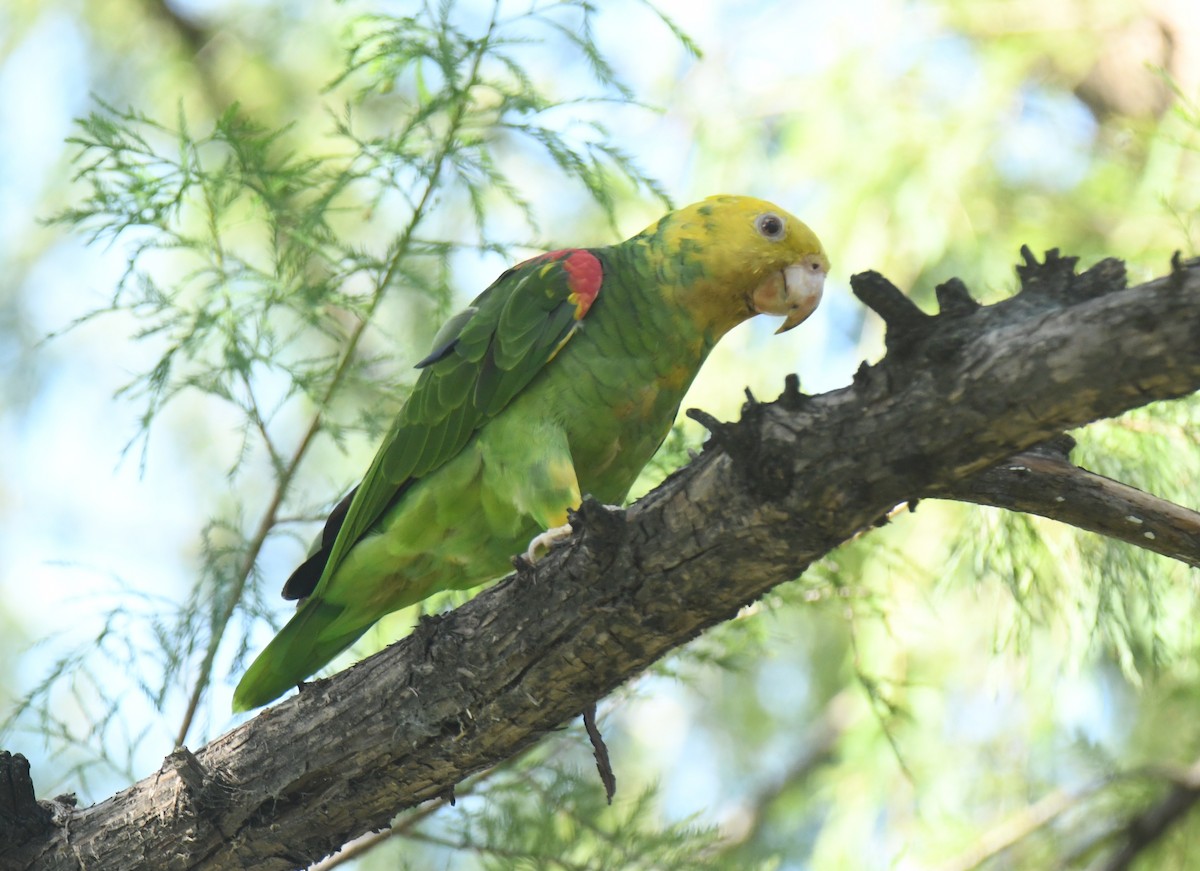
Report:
582,704,615,804
239,370,283,473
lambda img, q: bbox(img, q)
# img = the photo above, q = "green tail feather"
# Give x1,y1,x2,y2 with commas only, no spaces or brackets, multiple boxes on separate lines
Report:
232,599,369,712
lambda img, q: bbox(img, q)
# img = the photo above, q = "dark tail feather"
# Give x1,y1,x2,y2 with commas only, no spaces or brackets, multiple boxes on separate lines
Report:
281,547,330,601
282,487,359,600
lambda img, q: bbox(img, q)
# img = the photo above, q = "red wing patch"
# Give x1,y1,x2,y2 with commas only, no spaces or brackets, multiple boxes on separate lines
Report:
562,250,603,318
522,248,604,320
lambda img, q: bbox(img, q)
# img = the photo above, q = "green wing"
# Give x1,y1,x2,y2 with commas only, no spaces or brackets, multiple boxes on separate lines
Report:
284,248,604,602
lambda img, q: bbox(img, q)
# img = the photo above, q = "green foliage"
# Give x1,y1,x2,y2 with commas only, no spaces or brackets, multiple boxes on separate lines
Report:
440,764,725,871
349,722,774,871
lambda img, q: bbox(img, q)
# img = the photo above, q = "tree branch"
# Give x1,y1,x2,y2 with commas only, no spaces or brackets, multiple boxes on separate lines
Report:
4,252,1200,871
929,435,1200,568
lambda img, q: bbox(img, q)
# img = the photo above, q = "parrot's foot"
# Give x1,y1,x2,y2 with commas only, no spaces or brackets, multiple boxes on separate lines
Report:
524,523,574,563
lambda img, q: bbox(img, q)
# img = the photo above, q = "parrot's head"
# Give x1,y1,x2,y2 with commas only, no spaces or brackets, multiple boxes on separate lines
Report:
642,194,830,337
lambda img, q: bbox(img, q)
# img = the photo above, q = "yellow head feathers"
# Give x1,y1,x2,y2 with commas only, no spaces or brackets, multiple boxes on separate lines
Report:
637,195,830,336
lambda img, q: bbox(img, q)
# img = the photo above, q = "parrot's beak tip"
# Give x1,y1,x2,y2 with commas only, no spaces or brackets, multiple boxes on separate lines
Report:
772,303,811,338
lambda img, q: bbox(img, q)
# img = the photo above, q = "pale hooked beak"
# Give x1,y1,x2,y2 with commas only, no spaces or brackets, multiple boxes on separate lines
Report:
751,260,827,334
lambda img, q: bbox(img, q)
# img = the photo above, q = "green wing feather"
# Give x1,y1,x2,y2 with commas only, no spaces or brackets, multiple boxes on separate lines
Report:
311,253,596,599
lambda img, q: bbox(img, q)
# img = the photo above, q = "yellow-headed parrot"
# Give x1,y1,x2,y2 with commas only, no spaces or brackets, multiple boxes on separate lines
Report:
233,195,829,710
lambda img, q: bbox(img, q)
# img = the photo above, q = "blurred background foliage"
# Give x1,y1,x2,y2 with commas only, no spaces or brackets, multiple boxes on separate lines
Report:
2,0,1199,868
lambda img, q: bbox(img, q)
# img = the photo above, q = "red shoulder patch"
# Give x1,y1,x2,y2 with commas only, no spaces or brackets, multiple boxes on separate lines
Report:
524,249,604,319
561,249,603,318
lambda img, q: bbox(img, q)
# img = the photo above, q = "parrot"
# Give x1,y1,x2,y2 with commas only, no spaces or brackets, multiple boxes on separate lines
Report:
232,194,829,711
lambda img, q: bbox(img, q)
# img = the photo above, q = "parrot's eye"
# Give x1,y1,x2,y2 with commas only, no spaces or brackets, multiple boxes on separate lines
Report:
755,212,786,240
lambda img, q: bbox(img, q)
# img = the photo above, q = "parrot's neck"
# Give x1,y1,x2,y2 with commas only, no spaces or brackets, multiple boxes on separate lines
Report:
599,241,720,366
619,235,763,343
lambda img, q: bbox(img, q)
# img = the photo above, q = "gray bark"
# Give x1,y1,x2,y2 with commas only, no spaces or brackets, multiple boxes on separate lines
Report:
4,251,1200,871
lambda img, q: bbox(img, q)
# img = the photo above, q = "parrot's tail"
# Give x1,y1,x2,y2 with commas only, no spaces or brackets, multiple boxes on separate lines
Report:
232,599,369,712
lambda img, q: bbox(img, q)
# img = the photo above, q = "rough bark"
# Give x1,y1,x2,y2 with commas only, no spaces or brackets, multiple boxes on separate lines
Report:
0,754,53,849
4,251,1200,871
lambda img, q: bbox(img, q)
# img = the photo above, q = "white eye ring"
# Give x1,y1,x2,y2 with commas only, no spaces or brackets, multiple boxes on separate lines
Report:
755,212,786,240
